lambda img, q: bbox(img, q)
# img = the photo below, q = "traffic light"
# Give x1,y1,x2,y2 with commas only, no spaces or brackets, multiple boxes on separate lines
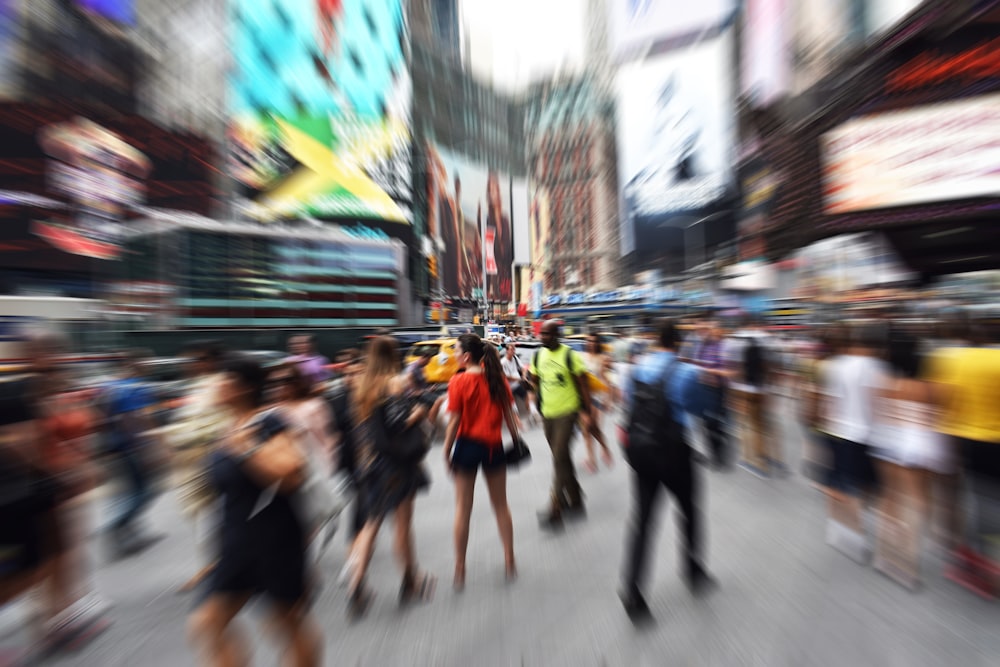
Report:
428,255,438,279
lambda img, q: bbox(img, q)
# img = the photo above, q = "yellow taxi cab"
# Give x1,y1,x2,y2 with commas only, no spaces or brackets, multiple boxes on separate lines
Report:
565,334,612,354
405,338,461,385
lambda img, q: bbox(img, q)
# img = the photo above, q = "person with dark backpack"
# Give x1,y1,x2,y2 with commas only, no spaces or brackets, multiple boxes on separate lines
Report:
619,319,717,624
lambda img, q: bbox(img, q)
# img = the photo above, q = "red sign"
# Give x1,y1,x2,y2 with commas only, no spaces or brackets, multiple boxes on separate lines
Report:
886,37,1000,94
517,303,527,317
485,227,497,275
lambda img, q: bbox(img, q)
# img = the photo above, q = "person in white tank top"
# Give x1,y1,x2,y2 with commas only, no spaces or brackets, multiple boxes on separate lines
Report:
871,330,942,589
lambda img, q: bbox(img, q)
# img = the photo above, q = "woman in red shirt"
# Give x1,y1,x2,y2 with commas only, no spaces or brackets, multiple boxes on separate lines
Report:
444,334,518,590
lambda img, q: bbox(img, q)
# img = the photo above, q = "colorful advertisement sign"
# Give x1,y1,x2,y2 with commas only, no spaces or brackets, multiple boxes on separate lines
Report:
424,143,512,303
616,32,735,267
822,93,1000,214
34,117,150,260
228,0,411,223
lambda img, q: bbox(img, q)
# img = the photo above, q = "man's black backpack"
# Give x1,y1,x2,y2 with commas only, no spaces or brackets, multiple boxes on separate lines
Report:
743,336,767,388
624,359,687,472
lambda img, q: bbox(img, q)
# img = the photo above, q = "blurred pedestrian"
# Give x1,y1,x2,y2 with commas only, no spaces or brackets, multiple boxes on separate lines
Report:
870,327,950,588
272,362,340,546
287,334,331,389
24,333,111,650
581,333,614,473
100,350,164,559
527,321,594,530
443,334,518,591
820,323,888,563
619,319,716,623
1,372,70,659
928,322,1000,597
166,340,230,593
405,347,435,393
693,320,730,469
500,343,531,422
326,355,368,586
188,354,320,667
347,336,435,619
728,319,781,478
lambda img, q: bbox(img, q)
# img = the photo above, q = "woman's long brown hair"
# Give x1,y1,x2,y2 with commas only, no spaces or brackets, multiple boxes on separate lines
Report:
353,335,401,423
459,333,508,408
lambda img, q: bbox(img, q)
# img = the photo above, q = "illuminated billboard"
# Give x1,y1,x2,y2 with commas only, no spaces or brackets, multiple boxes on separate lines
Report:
228,0,411,223
616,32,736,268
822,94,1000,214
425,143,512,303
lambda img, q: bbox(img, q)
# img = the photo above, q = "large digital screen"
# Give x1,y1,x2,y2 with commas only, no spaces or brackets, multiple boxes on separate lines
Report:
425,143,512,303
822,94,1000,214
228,0,411,223
616,33,735,267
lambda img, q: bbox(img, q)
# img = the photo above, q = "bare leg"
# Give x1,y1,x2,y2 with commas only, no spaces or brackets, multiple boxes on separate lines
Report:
592,407,614,467
349,519,382,596
271,602,321,667
452,471,477,588
188,593,252,667
484,467,515,578
394,496,416,577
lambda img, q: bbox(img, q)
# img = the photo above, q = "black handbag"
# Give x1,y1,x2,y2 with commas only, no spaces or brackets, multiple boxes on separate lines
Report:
501,401,531,469
373,399,429,466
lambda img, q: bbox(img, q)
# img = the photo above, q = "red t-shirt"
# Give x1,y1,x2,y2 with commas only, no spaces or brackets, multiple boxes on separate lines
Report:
447,371,512,450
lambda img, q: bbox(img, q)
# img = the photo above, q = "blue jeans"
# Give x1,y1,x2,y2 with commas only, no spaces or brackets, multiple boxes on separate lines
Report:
110,447,153,535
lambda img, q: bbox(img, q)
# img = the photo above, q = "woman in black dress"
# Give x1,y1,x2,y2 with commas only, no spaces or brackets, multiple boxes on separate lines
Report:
188,355,321,667
348,336,435,618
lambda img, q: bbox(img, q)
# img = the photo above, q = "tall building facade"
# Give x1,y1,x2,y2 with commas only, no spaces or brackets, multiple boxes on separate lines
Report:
408,0,526,310
525,75,620,293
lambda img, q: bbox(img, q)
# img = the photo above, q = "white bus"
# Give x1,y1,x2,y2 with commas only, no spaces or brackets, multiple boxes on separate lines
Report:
0,295,112,368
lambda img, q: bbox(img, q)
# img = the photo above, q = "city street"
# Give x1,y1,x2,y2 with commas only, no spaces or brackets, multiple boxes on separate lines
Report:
3,395,999,666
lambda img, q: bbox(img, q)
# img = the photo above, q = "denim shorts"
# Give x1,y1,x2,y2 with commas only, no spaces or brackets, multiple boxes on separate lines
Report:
451,437,505,473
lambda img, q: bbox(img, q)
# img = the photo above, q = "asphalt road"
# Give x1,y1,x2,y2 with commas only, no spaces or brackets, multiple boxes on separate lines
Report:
3,394,999,666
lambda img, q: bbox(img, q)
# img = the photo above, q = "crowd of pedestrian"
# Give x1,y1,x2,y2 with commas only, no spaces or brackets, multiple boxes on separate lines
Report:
2,313,998,664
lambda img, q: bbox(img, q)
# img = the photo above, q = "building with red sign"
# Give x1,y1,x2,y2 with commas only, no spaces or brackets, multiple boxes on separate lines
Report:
754,0,1000,279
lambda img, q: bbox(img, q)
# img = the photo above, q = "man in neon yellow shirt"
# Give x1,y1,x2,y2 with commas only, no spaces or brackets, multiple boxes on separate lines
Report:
527,321,594,530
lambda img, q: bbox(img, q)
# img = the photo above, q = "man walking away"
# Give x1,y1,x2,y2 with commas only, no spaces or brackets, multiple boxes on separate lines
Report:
620,319,716,623
527,321,594,530
100,350,163,560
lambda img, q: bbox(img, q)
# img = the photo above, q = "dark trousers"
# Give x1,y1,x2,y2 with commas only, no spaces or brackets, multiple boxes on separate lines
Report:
703,386,728,466
110,447,153,535
623,448,703,595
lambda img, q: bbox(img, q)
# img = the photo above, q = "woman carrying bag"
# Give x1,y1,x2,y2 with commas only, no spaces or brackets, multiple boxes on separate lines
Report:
347,337,434,619
188,354,321,667
444,333,522,591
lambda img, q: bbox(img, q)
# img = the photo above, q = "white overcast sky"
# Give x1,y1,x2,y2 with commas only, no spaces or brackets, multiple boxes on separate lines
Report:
459,0,588,92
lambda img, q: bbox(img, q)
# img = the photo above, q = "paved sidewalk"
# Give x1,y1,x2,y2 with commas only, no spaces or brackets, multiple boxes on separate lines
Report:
3,396,999,665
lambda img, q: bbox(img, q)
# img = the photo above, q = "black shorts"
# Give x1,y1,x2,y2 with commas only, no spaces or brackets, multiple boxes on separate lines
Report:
829,436,879,495
451,437,505,473
208,547,307,606
0,463,62,578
